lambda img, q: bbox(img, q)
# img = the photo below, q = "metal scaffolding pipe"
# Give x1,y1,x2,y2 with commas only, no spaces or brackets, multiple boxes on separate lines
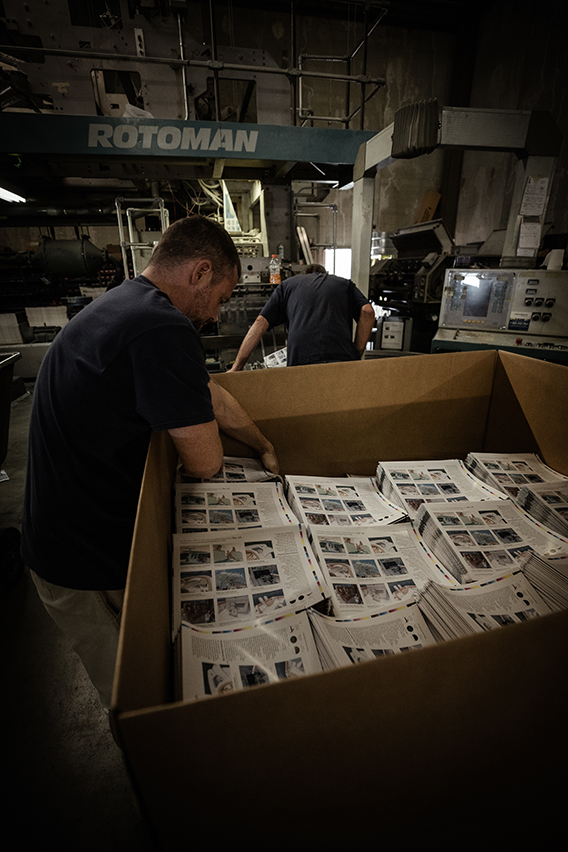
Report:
290,1,297,126
177,13,190,121
208,0,221,122
294,203,337,273
296,3,387,129
0,45,385,87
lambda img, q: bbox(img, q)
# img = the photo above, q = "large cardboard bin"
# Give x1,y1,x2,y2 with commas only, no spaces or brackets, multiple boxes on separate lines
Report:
112,350,568,847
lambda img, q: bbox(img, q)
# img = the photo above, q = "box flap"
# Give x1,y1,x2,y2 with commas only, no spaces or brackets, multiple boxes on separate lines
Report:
112,430,178,712
214,350,497,475
486,351,568,474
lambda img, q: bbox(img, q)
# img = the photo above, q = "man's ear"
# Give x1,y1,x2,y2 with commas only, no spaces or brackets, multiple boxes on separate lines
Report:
193,258,213,284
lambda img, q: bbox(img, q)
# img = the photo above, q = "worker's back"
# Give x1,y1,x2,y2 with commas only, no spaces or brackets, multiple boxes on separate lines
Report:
260,272,369,366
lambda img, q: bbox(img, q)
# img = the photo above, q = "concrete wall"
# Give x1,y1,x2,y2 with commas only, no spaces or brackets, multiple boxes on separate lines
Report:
455,0,568,247
295,0,568,254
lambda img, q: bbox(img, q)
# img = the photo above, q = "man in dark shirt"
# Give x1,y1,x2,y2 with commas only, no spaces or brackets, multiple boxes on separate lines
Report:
228,264,375,370
22,215,278,707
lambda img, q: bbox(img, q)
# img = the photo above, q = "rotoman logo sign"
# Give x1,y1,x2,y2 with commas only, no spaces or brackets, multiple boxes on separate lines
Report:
88,123,259,153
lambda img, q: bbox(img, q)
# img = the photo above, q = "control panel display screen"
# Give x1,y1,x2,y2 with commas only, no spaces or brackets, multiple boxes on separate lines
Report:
440,271,514,330
463,280,492,317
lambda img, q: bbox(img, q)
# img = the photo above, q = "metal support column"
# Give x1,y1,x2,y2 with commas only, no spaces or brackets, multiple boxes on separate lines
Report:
351,176,375,296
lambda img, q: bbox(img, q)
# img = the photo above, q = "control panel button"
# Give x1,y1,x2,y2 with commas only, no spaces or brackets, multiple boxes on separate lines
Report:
531,312,541,321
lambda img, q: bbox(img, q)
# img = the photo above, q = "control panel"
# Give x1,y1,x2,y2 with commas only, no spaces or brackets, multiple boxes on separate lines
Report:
439,269,568,338
378,316,413,350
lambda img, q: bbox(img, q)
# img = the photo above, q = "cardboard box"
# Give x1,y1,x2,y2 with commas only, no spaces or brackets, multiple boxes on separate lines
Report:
415,188,441,223
112,349,568,845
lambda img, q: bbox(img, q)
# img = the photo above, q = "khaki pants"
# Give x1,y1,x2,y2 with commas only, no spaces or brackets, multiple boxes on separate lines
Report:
30,571,124,709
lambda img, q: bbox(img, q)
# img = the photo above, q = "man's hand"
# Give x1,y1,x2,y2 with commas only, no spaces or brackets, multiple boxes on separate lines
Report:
260,445,279,475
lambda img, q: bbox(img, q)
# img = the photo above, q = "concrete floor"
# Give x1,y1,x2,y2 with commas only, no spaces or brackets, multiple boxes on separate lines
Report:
0,386,155,851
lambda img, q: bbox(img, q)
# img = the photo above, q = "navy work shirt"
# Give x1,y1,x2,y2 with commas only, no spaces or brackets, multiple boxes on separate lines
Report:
260,272,370,366
21,275,214,590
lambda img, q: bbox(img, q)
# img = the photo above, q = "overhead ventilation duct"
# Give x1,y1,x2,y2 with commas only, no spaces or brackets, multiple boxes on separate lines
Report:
30,236,111,278
391,99,439,159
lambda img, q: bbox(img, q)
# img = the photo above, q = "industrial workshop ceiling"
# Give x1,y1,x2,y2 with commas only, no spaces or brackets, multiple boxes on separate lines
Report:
0,0,488,226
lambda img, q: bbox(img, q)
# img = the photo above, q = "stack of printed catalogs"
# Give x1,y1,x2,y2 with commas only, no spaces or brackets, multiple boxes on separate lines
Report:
464,452,568,499
375,459,503,520
176,455,281,484
174,480,294,535
307,522,448,619
521,552,568,612
516,481,568,537
284,475,406,528
171,523,326,637
413,499,568,586
307,602,437,669
417,571,552,641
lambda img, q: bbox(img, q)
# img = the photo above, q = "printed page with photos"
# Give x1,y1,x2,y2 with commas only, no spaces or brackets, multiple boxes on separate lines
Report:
176,456,280,483
178,609,323,703
285,475,406,528
308,523,445,618
174,481,294,534
465,452,568,499
308,602,437,671
171,524,326,635
414,499,568,586
376,459,504,519
418,571,552,642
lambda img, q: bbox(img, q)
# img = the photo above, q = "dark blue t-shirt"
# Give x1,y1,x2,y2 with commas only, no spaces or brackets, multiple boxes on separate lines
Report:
21,275,214,590
260,272,369,366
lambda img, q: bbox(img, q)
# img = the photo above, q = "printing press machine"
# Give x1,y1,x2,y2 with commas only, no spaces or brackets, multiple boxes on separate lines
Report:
368,219,456,353
431,267,568,365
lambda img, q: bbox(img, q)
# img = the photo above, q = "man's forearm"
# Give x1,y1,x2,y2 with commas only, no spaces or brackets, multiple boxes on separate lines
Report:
228,315,269,371
354,304,376,355
208,378,279,472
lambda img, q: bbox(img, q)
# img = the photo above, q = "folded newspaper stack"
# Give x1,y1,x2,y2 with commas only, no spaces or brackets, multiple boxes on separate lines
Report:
308,522,448,618
464,452,568,499
417,571,552,642
285,475,405,528
375,459,503,520
413,499,568,585
516,481,568,537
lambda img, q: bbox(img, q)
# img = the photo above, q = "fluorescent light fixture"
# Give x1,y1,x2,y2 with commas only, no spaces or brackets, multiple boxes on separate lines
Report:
0,185,26,203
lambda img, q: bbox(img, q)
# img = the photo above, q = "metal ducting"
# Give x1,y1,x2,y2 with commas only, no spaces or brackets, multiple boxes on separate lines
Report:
31,237,109,278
